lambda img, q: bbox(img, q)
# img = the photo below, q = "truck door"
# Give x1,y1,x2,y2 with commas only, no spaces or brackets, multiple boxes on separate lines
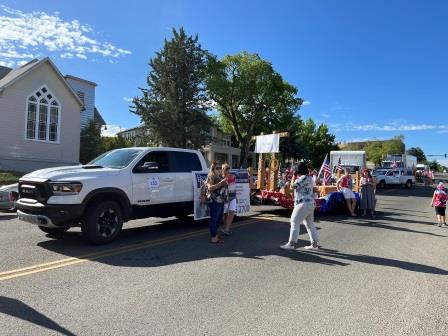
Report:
386,170,400,185
131,151,175,205
169,151,203,203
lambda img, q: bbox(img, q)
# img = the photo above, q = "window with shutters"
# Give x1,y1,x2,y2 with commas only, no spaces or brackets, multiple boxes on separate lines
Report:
26,86,61,143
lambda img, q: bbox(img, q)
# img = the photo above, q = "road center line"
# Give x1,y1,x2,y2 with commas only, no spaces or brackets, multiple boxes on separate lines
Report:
0,217,263,281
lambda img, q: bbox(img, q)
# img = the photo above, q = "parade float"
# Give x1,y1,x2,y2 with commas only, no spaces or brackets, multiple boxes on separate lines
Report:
250,132,362,214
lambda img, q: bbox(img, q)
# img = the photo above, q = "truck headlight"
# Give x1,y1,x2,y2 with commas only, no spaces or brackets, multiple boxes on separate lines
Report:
50,182,83,195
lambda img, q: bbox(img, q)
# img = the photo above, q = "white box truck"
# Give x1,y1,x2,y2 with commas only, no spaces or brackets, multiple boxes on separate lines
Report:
329,151,366,175
382,154,417,169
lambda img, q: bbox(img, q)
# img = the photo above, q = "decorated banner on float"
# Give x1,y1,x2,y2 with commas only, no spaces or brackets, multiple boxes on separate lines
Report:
192,170,251,220
255,133,280,153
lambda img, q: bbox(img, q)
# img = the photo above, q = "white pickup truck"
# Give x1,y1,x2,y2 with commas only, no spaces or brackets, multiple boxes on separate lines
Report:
374,168,415,189
16,147,208,244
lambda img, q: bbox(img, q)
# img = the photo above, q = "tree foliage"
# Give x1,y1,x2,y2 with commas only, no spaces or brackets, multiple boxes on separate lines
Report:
206,52,302,166
362,136,406,166
80,120,102,164
101,136,133,153
132,27,212,149
406,147,427,163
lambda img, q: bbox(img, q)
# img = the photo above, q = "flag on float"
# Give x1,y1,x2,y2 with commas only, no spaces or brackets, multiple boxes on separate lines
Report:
337,157,342,172
322,157,332,185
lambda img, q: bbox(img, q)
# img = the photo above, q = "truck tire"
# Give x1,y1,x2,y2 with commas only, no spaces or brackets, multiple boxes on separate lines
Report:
82,200,123,244
38,226,69,237
405,180,412,189
379,180,386,189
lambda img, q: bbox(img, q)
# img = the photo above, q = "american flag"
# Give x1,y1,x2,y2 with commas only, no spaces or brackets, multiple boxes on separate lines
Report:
322,158,332,185
337,157,342,172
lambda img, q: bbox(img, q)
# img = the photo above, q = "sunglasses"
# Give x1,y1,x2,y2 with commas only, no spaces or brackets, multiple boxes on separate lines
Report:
215,167,222,170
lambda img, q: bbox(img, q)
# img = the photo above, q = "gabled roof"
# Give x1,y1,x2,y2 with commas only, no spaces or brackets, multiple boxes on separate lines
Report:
0,65,12,80
94,107,106,126
0,58,84,109
64,74,97,87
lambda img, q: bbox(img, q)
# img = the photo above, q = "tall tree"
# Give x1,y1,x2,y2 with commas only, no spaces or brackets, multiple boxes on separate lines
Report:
132,28,212,148
80,120,102,164
207,52,302,167
406,147,427,163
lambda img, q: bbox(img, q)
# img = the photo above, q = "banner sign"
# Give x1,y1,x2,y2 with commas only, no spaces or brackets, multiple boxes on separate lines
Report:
255,134,280,153
192,170,251,220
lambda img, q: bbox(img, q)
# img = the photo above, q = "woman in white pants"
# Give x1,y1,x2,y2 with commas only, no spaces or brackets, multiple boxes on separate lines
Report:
280,162,320,250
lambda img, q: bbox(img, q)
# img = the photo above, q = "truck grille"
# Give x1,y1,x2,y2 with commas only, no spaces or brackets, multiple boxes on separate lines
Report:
19,181,52,203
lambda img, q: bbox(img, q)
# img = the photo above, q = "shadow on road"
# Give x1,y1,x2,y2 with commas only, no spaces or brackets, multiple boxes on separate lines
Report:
0,214,18,221
36,217,448,276
303,249,448,275
0,296,76,336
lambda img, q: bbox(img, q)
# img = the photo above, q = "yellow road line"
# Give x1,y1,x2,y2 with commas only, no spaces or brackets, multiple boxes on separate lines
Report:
0,217,262,281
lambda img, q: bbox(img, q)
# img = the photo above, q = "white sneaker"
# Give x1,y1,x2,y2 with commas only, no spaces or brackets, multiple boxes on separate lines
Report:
280,243,295,250
304,244,319,250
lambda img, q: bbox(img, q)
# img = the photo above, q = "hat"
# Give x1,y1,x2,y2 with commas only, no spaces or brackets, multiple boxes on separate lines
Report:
437,182,445,190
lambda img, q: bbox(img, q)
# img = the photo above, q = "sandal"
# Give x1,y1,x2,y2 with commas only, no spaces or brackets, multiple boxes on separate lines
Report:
210,237,224,244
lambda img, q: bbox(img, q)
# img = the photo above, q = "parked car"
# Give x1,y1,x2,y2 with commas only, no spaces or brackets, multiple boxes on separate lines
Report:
373,168,415,188
16,147,208,244
0,183,19,211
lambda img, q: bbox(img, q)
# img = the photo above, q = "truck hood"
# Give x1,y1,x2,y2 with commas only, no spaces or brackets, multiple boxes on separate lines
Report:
21,165,121,182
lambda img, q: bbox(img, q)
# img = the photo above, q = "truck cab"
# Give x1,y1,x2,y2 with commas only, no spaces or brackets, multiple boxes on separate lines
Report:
16,147,208,244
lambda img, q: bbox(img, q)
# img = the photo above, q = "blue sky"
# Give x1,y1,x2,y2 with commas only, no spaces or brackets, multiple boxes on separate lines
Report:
1,0,447,165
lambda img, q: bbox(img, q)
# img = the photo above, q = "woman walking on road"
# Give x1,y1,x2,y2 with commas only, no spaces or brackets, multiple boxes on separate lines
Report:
280,162,320,250
206,162,228,243
337,168,357,216
430,182,447,227
360,169,376,217
221,163,237,236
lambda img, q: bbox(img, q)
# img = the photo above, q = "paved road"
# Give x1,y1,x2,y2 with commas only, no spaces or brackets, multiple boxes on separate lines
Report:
1,186,447,336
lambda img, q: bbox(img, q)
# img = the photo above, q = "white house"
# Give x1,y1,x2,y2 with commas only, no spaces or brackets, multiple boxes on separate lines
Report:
0,58,105,173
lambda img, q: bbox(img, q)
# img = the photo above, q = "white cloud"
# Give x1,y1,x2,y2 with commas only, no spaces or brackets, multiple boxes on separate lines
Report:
0,5,131,67
123,97,134,102
320,113,329,118
101,124,124,137
302,100,311,106
329,122,448,132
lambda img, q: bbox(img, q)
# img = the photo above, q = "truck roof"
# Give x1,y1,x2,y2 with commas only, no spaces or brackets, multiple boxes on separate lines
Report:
330,150,366,154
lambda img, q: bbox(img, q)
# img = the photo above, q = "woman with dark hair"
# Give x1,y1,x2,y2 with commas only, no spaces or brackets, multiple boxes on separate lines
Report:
206,161,228,243
280,162,320,250
360,169,376,217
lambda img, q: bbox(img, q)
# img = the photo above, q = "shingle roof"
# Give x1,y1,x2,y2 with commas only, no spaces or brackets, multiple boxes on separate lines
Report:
0,58,84,109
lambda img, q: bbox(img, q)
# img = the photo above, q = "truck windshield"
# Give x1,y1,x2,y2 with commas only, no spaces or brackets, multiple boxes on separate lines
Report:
88,149,144,169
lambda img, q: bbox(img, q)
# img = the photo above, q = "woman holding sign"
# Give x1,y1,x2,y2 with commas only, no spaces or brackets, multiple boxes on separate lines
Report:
206,162,228,243
221,163,237,236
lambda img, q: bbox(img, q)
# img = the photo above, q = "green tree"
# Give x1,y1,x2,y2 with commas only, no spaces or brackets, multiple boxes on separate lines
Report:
207,52,302,166
100,136,133,153
428,160,443,172
80,120,101,164
406,147,427,163
365,141,384,166
383,135,405,155
132,27,212,149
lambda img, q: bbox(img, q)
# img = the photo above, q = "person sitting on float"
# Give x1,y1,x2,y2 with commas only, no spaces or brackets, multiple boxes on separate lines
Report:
336,167,357,217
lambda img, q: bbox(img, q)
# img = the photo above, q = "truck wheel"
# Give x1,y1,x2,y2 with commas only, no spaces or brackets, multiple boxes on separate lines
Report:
405,180,412,189
379,180,386,189
38,226,69,237
82,200,123,244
